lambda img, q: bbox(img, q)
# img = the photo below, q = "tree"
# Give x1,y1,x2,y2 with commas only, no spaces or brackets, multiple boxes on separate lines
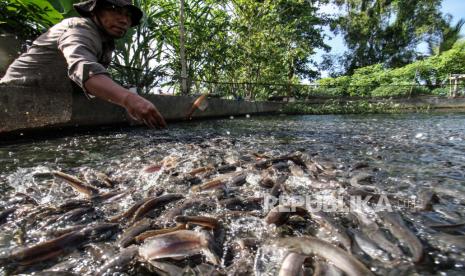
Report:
226,0,327,99
111,0,232,94
2,0,330,100
329,0,444,75
316,41,465,97
112,0,327,98
427,16,464,56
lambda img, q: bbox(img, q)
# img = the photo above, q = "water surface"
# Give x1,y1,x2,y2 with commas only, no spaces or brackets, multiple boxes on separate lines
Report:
0,113,464,274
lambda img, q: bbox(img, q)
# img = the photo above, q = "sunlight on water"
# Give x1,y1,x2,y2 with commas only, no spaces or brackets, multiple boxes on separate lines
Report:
0,113,464,274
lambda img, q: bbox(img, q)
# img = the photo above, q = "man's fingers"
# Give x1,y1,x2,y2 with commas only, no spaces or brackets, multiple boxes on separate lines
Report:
128,111,139,122
142,112,163,129
148,117,159,129
157,115,167,128
141,118,149,127
143,118,155,128
150,109,167,128
126,100,166,129
156,110,167,128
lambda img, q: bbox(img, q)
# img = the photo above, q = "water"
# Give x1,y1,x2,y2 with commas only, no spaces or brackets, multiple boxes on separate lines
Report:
0,113,464,275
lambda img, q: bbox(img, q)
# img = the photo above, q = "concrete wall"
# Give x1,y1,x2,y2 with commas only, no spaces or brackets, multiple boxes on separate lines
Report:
389,96,465,110
303,96,465,111
2,82,463,138
0,84,284,135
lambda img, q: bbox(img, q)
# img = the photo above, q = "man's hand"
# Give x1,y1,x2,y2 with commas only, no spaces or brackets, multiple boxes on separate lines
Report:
123,92,167,128
84,74,167,128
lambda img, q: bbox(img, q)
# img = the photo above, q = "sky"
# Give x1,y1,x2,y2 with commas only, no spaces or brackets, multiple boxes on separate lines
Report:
313,0,465,78
441,0,465,30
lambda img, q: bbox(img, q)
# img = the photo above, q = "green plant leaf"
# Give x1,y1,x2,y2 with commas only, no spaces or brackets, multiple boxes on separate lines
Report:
16,0,63,24
47,0,74,14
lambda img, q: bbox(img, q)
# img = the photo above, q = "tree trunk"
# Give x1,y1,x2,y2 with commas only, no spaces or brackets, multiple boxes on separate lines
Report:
179,0,188,95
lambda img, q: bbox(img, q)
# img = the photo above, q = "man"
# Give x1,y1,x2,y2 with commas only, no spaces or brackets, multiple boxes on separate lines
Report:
0,0,166,128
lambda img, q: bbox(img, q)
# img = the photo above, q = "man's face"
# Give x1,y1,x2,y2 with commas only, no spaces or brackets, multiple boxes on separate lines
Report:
95,4,132,38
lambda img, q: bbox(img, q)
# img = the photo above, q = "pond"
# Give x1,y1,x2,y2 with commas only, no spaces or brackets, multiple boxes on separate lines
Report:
0,113,464,275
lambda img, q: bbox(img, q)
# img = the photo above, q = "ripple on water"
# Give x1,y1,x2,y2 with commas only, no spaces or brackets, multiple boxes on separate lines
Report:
0,113,464,274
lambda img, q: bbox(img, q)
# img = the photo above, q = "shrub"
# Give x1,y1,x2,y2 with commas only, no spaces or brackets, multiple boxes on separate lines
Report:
433,41,465,80
431,87,449,96
307,87,347,97
348,64,384,97
314,41,465,98
314,76,350,97
371,85,432,97
0,0,66,41
371,86,410,97
411,86,432,96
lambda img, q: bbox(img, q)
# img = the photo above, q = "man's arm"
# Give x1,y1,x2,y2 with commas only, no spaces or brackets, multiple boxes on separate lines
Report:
57,20,166,128
84,74,167,128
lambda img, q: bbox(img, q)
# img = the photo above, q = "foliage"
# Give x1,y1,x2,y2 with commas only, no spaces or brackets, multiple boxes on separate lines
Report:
283,100,405,114
225,0,327,99
0,0,69,40
112,0,235,94
47,0,78,17
111,0,327,98
430,41,465,78
431,87,448,96
370,86,409,98
314,41,465,98
283,98,437,114
111,0,170,93
370,85,430,98
346,64,384,96
308,86,347,97
328,0,445,75
2,0,459,101
427,16,465,55
310,76,350,97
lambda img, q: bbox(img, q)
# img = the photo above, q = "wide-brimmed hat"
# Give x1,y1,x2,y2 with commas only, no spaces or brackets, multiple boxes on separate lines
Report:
74,0,143,27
